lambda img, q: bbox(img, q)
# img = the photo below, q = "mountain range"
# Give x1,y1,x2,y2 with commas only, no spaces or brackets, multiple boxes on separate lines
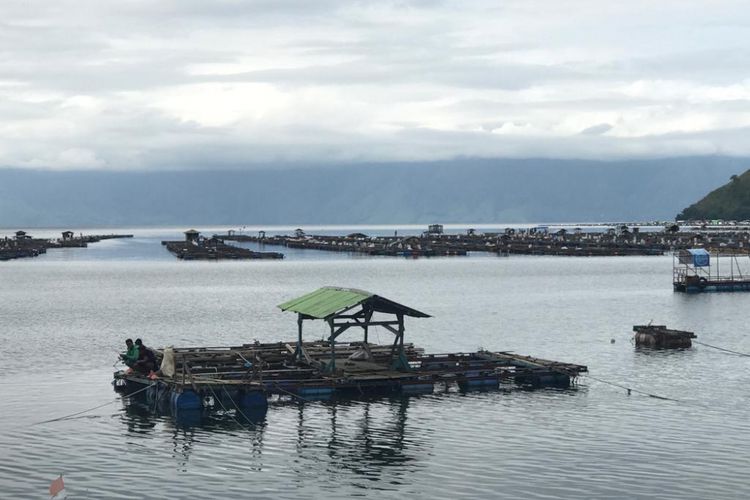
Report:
0,157,747,227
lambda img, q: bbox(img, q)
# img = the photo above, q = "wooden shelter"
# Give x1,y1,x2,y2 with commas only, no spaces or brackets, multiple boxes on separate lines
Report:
184,229,200,242
278,287,430,373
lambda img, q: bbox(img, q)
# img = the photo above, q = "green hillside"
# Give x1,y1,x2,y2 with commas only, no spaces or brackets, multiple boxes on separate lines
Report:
677,169,750,220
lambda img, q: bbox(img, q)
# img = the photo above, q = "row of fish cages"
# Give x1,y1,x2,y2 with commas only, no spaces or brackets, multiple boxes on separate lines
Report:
162,230,284,260
0,231,133,261
218,234,466,257
217,225,750,258
113,340,588,413
285,238,467,257
0,246,46,261
499,242,666,257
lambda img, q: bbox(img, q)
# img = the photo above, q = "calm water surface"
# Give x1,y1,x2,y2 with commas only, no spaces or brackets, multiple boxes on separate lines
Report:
0,227,749,499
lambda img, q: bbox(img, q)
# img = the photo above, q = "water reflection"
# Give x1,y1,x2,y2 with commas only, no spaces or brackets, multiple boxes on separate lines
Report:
633,345,698,358
121,393,269,430
119,393,430,488
121,401,159,435
290,396,430,490
327,397,417,468
120,397,269,469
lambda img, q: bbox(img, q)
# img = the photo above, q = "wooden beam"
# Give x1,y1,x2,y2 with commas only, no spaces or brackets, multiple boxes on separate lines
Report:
331,324,354,338
381,324,400,336
331,320,399,328
332,309,368,320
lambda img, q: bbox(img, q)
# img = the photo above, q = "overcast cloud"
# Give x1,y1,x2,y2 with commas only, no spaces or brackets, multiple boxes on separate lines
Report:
1,0,749,170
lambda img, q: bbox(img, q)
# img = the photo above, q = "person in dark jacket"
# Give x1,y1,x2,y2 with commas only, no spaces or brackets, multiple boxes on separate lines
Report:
133,338,157,374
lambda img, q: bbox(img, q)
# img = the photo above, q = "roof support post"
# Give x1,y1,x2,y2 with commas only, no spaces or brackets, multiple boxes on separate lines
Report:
294,313,304,362
390,313,409,371
363,307,373,344
327,318,336,374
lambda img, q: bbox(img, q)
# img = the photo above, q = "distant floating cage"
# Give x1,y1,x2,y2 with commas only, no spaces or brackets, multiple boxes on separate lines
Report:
673,249,750,293
633,325,696,348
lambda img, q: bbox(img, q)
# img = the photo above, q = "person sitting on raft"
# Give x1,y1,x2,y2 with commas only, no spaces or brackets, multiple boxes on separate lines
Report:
133,338,157,374
120,338,139,367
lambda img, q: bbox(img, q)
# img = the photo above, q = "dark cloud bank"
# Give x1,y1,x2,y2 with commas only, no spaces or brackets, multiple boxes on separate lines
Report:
1,157,746,227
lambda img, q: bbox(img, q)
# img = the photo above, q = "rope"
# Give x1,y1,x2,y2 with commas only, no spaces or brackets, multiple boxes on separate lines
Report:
236,351,252,365
152,380,167,411
32,383,153,425
206,386,246,427
220,387,261,428
272,382,314,403
585,374,679,402
693,340,750,357
206,386,259,430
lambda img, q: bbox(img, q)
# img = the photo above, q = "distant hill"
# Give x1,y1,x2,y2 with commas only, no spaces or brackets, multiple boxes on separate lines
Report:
0,156,747,227
677,169,750,221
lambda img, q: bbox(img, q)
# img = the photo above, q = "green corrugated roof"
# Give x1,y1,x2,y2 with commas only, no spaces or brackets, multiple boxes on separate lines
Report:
278,287,374,319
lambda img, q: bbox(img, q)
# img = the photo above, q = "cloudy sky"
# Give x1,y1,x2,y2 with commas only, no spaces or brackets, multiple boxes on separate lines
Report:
1,0,749,170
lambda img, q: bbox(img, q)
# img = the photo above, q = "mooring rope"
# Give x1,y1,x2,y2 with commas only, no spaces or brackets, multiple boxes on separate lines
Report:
584,374,679,402
205,385,260,430
219,387,261,429
32,383,154,426
271,382,314,403
693,340,750,357
236,351,253,366
206,386,247,427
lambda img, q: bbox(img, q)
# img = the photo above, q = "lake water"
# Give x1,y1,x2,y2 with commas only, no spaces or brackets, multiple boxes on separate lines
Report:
1,227,749,499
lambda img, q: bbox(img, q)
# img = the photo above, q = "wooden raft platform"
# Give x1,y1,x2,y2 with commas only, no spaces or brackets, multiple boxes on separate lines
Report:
113,340,588,411
113,286,586,414
162,229,283,260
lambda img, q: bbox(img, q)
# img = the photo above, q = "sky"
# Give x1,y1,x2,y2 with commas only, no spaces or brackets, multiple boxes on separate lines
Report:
1,0,750,170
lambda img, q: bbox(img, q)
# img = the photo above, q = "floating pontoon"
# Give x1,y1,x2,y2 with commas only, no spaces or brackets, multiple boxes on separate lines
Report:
633,325,697,348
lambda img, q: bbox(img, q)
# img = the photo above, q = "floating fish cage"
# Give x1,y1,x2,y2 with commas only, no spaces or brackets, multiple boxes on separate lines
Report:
673,249,750,293
161,229,284,260
113,287,587,414
113,341,587,411
633,325,696,348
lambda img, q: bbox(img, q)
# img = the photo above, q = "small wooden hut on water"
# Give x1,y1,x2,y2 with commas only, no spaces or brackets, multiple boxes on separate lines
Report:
278,286,430,374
